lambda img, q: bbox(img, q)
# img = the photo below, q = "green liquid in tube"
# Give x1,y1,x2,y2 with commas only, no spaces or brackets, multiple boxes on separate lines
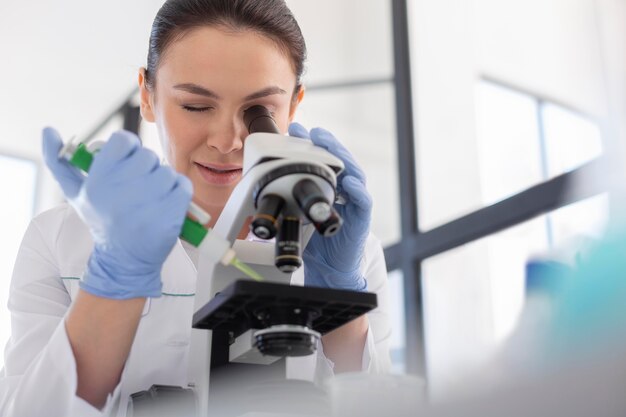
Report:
230,257,264,282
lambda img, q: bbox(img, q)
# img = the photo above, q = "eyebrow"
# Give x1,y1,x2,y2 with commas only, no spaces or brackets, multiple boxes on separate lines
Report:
173,83,287,101
173,83,221,99
244,86,287,101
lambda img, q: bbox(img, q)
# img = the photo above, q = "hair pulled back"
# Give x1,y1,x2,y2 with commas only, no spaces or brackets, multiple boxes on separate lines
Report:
145,0,306,94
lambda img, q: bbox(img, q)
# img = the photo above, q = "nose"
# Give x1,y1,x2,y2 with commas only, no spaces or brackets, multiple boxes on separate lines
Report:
206,114,246,154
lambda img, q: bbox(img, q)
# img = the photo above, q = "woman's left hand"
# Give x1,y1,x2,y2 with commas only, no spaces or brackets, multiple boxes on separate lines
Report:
288,123,372,292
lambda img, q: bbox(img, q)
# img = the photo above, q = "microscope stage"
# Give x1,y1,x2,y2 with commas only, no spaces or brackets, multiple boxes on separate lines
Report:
192,280,377,339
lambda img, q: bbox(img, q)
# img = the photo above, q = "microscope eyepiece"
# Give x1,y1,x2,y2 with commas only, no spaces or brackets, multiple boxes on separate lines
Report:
293,178,343,237
251,194,285,240
244,105,281,134
275,217,302,273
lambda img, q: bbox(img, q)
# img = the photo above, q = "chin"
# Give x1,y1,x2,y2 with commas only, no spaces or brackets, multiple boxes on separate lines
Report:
195,183,236,209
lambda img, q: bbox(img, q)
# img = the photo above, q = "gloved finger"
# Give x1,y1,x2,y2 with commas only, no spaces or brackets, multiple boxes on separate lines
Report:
108,147,160,184
112,166,179,208
149,165,180,196
154,173,193,207
341,175,372,215
150,174,194,227
41,127,64,162
42,127,84,199
90,130,141,177
288,122,311,139
309,127,366,183
175,173,193,197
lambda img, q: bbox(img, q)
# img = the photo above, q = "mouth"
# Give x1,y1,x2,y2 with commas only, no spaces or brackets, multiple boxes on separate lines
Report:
194,162,243,186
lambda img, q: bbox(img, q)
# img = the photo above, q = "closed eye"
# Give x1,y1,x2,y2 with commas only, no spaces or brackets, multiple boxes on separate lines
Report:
182,105,213,113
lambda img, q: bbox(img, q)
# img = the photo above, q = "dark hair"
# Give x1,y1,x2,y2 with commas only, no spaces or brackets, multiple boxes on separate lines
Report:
145,0,306,96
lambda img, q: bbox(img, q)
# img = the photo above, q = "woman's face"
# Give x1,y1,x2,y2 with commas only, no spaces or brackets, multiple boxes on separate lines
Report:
139,26,302,219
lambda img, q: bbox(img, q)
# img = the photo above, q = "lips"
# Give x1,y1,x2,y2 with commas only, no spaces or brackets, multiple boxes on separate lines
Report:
195,162,242,186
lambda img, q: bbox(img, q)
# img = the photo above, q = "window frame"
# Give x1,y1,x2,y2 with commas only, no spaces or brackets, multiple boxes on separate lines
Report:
387,0,608,377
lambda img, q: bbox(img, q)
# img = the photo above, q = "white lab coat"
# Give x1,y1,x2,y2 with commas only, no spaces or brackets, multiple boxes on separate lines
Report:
0,203,391,417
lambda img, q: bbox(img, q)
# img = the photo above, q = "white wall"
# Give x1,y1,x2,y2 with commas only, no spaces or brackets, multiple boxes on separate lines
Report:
286,0,393,84
0,0,166,213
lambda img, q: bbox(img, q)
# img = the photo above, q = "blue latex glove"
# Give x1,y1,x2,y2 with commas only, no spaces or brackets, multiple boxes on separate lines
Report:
288,123,371,291
42,127,193,299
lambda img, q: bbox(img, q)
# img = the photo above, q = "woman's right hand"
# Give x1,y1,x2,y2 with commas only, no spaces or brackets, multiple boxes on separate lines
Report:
42,127,192,299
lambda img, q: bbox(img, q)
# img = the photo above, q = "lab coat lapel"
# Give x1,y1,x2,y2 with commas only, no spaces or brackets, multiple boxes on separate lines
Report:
160,239,198,296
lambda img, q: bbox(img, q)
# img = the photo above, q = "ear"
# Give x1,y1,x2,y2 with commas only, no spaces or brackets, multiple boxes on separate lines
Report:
138,68,156,123
288,85,305,122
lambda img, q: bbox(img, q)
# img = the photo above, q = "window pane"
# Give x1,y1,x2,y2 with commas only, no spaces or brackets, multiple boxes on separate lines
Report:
0,156,38,370
387,270,406,374
411,0,608,232
422,216,548,395
475,81,544,205
543,103,603,178
416,80,545,231
416,79,605,232
286,0,393,84
549,193,609,248
296,83,401,245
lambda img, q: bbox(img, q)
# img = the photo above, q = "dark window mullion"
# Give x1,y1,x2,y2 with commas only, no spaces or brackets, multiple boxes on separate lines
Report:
408,157,607,261
391,0,425,376
122,103,142,135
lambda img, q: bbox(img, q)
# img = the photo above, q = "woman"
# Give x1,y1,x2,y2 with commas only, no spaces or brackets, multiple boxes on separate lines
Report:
0,0,391,416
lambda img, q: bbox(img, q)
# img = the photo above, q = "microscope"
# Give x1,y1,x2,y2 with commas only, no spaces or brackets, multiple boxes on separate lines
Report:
128,106,378,417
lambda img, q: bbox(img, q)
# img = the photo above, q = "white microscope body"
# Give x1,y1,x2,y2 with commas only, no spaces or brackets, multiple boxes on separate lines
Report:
188,110,345,415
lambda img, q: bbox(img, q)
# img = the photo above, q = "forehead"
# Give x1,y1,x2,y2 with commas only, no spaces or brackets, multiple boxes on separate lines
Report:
157,26,297,95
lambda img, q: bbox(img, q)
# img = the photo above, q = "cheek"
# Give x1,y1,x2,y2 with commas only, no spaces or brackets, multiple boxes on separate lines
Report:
157,104,208,170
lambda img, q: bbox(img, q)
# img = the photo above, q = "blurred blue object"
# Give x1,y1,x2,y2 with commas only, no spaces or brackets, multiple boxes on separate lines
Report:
549,229,626,356
525,259,572,299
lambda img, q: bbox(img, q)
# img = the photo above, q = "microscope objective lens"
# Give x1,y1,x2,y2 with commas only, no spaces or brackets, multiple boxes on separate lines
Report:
309,201,332,222
275,217,302,273
254,226,271,239
251,194,285,240
291,178,343,238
